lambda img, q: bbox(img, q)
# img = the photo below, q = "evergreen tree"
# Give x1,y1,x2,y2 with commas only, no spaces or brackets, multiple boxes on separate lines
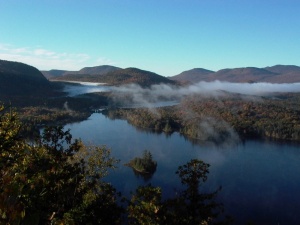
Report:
0,104,122,225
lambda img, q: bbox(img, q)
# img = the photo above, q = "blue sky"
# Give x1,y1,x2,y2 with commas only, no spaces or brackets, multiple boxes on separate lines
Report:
0,0,299,76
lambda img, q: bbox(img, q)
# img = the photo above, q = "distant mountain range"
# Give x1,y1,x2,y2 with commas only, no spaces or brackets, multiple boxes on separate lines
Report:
169,65,300,83
2,59,300,99
49,67,175,86
45,64,300,84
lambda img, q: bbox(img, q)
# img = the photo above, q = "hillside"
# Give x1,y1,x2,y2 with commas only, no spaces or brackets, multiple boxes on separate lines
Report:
76,65,121,75
53,67,176,86
42,65,120,79
264,65,300,74
170,68,214,84
207,67,277,83
171,65,300,83
0,59,52,96
42,69,70,79
263,65,300,83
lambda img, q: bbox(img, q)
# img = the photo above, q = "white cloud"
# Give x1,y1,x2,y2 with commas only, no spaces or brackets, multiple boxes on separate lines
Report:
95,57,116,66
33,48,56,56
0,43,115,70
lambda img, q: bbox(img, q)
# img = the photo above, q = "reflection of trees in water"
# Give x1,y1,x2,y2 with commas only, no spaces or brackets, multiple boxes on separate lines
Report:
132,168,155,182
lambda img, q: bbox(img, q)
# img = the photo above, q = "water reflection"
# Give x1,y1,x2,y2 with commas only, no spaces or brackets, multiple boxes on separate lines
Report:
131,168,156,181
64,113,300,225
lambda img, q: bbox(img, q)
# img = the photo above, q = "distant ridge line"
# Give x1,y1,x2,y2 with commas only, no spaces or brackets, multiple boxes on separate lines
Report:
169,65,300,84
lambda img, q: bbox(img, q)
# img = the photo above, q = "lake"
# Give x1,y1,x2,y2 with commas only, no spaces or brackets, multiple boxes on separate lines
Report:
64,112,300,225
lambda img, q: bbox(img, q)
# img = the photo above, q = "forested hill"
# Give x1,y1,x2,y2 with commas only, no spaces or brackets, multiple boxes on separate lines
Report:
42,65,120,79
52,67,176,87
41,69,69,79
0,60,51,96
77,65,121,75
170,68,214,84
170,65,300,84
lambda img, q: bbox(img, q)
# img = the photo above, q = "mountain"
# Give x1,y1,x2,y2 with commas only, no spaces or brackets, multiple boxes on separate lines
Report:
42,65,120,79
169,68,214,84
263,65,300,83
42,69,70,79
171,65,300,83
264,65,300,74
0,59,51,96
53,67,176,86
76,65,121,75
208,67,277,83
98,68,176,86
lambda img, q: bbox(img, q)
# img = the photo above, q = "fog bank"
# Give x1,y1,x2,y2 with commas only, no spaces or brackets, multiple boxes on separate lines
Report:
111,81,300,107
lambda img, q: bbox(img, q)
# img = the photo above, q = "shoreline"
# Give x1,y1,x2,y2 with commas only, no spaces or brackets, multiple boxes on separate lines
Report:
51,80,108,86
124,163,151,174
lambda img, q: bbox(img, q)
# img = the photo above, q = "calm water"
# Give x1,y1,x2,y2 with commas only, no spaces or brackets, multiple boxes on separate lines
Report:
64,113,300,225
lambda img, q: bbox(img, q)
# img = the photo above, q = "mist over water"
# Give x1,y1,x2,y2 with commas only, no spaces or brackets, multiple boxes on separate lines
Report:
62,80,300,99
113,81,300,98
197,81,300,95
108,81,300,146
62,82,111,96
110,81,300,107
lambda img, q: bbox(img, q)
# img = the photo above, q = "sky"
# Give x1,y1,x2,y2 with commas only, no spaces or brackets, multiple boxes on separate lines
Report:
0,0,300,76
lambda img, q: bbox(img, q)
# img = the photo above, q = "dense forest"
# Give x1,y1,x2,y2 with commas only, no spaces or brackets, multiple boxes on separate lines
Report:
0,105,231,225
125,150,157,174
103,92,300,143
0,91,111,138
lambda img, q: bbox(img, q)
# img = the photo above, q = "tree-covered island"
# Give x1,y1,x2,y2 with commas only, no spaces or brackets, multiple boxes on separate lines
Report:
125,150,157,174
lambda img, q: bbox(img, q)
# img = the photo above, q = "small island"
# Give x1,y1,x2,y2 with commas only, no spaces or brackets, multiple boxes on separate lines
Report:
125,150,157,174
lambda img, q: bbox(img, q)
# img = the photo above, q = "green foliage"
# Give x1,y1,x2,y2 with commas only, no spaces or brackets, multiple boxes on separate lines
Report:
169,159,224,225
127,150,157,174
127,159,229,225
103,107,180,135
105,93,300,142
128,185,163,225
0,104,121,225
0,105,26,224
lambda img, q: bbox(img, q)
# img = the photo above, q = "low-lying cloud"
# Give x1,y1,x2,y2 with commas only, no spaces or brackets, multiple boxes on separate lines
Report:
192,81,300,95
111,81,300,107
